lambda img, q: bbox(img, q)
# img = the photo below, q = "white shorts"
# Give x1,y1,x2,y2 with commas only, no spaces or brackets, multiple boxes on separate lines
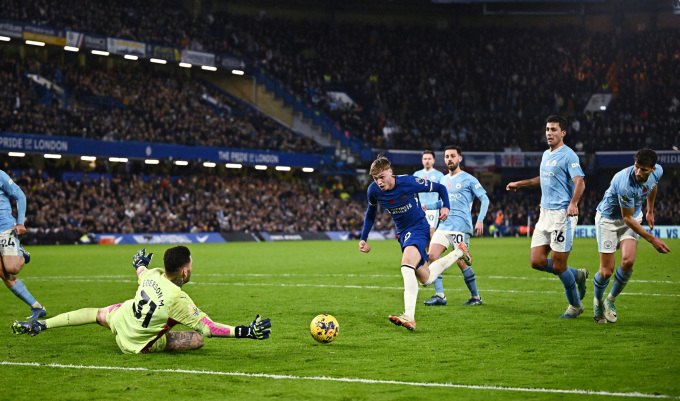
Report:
0,229,21,256
595,211,641,254
424,210,440,229
531,208,577,253
431,230,470,250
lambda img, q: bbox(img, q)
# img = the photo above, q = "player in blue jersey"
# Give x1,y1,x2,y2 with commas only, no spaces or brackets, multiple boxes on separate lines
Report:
422,146,490,306
592,149,670,323
413,150,444,236
359,156,472,331
506,115,589,319
0,170,44,319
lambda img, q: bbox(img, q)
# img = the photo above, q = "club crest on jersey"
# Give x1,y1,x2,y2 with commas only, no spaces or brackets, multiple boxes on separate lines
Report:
551,160,557,166
400,195,408,203
455,183,462,189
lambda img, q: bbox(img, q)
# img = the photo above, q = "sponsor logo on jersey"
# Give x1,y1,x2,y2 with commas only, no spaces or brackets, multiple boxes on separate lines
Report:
188,304,202,317
571,163,580,168
387,203,412,215
475,183,481,189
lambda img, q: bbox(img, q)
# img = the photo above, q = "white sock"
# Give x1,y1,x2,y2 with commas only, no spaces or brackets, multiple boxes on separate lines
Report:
424,249,462,286
401,265,418,320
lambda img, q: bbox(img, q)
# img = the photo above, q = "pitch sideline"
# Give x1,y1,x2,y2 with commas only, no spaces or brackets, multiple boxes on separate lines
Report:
1,361,677,399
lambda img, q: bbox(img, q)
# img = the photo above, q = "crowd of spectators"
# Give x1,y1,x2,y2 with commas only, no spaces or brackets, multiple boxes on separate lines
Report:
0,56,324,153
3,1,679,154
10,165,679,245
13,168,395,245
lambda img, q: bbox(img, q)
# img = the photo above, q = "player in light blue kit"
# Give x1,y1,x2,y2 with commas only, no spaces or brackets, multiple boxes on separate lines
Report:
593,148,670,323
506,115,589,319
423,146,490,306
359,156,472,331
0,170,44,319
413,150,444,236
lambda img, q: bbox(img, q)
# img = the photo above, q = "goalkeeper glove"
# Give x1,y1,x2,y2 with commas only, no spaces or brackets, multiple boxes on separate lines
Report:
132,248,154,270
235,314,271,340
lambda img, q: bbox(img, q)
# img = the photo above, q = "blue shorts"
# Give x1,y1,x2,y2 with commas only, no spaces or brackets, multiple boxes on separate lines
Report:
398,226,430,269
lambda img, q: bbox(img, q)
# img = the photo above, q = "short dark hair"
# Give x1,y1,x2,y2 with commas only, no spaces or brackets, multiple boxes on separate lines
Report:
164,245,191,274
545,115,568,132
422,150,435,158
634,148,658,167
444,145,462,156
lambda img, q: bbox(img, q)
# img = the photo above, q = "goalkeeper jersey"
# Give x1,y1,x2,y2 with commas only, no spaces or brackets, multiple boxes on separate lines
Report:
109,268,209,353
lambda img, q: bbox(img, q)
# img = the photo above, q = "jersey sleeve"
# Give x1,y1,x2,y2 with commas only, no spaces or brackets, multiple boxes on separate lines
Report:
470,177,487,198
0,171,27,225
168,291,209,331
566,152,584,179
654,164,663,181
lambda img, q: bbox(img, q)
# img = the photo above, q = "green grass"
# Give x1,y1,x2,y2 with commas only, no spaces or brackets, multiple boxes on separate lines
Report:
1,238,679,400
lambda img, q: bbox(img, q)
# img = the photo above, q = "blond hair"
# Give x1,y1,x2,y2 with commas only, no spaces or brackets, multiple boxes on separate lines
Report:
370,156,391,176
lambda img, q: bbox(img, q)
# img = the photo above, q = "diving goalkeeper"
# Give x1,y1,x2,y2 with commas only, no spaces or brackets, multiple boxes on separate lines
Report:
11,246,271,353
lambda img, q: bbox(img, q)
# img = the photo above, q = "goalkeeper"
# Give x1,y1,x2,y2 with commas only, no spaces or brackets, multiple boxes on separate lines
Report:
11,246,271,353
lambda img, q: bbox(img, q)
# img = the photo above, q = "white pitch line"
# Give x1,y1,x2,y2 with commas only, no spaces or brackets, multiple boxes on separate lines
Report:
0,362,676,399
32,274,680,285
22,277,680,297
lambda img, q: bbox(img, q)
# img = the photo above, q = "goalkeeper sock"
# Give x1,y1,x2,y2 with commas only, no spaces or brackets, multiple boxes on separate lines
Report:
424,250,459,286
401,265,418,320
45,308,98,329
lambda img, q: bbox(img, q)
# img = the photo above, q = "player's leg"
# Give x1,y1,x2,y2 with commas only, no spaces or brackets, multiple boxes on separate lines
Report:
422,243,471,287
1,249,45,319
456,233,481,306
390,245,422,330
424,235,449,306
594,252,615,323
605,239,638,323
163,331,205,352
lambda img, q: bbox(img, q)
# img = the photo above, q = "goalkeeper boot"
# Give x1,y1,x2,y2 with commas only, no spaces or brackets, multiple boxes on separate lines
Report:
19,245,30,264
27,306,47,319
457,242,472,266
423,295,447,306
604,295,617,323
462,296,483,306
559,304,584,319
11,320,46,337
388,314,416,331
593,298,607,324
576,268,589,300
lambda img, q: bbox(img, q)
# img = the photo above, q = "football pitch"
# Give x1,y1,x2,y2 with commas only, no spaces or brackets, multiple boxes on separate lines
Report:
1,238,678,400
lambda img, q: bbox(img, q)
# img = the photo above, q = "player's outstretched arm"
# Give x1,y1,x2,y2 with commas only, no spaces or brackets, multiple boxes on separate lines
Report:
132,248,154,276
645,186,658,230
621,207,670,254
506,177,540,192
197,314,271,340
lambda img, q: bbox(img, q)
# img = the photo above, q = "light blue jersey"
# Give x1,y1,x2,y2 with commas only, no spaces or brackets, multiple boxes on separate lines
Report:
436,172,489,234
413,168,444,207
0,170,26,232
596,164,663,220
539,145,584,210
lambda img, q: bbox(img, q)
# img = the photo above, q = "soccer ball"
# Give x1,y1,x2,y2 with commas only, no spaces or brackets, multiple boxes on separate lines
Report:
310,314,339,343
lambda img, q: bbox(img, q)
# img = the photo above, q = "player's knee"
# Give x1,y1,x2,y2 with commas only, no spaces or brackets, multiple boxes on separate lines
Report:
3,258,23,275
620,258,635,272
530,258,546,270
597,267,613,279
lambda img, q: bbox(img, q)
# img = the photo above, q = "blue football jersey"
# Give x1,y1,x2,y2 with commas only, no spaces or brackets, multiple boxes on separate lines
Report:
596,164,663,220
539,145,584,210
0,170,26,231
413,168,444,207
437,172,487,234
367,175,439,236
